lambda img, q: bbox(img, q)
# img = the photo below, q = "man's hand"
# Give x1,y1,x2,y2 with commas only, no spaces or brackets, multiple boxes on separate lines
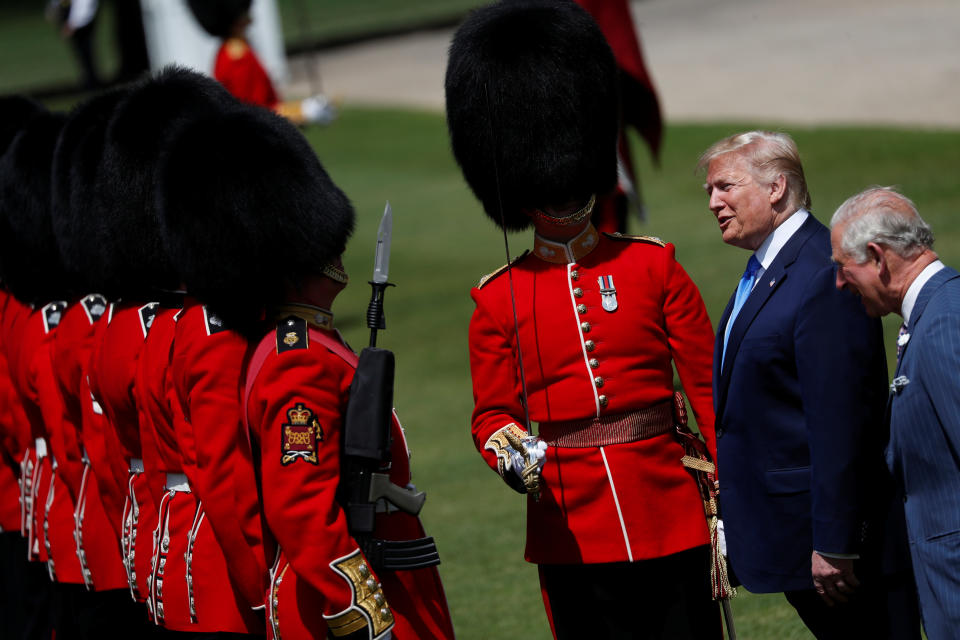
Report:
811,552,860,606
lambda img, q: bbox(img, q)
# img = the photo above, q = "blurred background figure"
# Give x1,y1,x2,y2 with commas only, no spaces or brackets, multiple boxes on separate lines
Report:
186,0,336,125
576,0,662,233
47,0,102,89
110,0,150,82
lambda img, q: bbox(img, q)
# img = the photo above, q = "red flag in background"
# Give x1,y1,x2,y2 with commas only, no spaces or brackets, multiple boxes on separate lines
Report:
577,0,663,231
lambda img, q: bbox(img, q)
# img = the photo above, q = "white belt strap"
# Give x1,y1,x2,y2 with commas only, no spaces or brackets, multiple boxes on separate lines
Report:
34,438,48,458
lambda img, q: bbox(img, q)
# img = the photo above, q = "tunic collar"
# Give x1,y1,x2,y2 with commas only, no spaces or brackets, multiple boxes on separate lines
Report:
533,224,600,264
275,303,335,330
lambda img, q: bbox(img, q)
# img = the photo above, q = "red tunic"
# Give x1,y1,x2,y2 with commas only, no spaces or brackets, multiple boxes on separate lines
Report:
166,301,266,632
88,301,158,602
49,294,128,591
0,290,33,533
133,305,194,629
246,307,455,640
10,301,85,583
470,226,717,564
213,38,279,109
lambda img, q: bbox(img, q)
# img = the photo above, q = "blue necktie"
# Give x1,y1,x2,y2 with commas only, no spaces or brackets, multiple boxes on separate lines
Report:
722,254,762,368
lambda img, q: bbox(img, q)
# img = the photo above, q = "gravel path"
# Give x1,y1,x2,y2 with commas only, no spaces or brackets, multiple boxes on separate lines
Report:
287,0,960,128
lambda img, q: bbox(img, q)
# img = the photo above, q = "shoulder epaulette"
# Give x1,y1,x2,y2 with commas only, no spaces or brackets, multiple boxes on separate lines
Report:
477,250,530,289
603,231,666,247
80,294,108,325
41,301,68,333
276,315,309,353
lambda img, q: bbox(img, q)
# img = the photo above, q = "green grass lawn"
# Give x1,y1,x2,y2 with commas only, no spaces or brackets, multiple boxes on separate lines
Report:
306,107,960,638
0,1,484,95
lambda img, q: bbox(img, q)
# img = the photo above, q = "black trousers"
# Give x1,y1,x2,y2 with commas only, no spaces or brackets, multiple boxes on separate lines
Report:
52,582,158,639
539,545,722,639
0,534,53,640
784,569,921,640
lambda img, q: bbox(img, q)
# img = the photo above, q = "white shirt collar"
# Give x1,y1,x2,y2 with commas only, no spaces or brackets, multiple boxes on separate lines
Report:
901,259,945,325
753,208,810,271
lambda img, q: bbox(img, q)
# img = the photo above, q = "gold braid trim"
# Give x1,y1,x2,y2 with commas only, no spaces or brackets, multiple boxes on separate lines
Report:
706,498,736,600
326,550,394,638
484,423,529,479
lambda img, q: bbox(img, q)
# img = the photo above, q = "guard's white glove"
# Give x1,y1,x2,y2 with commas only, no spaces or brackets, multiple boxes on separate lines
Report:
503,431,547,499
717,518,727,557
301,94,337,125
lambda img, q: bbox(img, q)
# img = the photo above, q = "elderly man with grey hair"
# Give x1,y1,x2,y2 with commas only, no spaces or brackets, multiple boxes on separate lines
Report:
700,132,919,638
832,187,960,637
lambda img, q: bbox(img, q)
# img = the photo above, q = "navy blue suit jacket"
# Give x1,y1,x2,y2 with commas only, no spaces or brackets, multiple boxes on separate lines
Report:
889,266,960,636
714,215,888,593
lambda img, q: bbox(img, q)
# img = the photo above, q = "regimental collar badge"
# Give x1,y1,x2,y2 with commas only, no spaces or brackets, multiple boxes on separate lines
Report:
203,305,226,335
139,302,159,338
275,303,334,331
598,275,618,312
533,224,600,264
42,301,67,333
281,402,323,465
81,294,108,324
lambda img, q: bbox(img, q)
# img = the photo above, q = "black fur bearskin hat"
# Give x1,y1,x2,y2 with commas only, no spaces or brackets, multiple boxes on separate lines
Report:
157,104,355,335
95,66,237,300
444,0,619,231
0,109,69,305
0,95,44,156
51,87,131,297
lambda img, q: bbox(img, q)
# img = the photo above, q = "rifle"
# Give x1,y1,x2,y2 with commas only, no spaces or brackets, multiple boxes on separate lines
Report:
339,203,436,572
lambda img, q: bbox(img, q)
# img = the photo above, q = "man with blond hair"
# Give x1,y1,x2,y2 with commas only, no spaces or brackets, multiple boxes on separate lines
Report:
699,132,915,638
832,187,960,637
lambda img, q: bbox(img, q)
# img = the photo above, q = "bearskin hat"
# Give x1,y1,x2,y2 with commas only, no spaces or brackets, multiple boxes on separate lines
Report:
0,95,44,156
187,0,252,38
0,110,69,305
158,104,354,336
94,66,237,299
51,87,131,297
444,0,619,231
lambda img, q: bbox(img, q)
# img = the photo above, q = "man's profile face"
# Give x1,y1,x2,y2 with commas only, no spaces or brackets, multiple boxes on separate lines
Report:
830,224,888,317
704,152,777,251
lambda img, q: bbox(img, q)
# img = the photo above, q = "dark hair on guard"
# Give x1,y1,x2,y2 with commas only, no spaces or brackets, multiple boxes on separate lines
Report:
95,66,237,300
51,87,131,297
0,110,69,305
187,0,252,39
444,0,620,231
157,104,355,336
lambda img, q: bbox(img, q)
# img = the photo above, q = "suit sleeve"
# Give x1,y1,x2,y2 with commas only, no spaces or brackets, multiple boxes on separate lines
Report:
795,264,887,554
661,244,718,462
468,289,530,491
252,346,394,633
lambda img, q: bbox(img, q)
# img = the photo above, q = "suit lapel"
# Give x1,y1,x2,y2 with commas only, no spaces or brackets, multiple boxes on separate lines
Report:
713,295,735,410
716,216,822,416
893,266,960,376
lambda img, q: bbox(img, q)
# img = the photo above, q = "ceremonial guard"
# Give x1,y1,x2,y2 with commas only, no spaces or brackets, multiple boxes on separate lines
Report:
87,68,264,635
0,96,53,639
445,2,721,637
158,103,455,640
0,106,101,634
186,0,335,125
